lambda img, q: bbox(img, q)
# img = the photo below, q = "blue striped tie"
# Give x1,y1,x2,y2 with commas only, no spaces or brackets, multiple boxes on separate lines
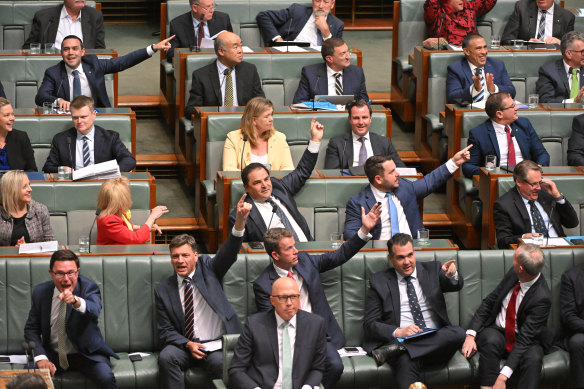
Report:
82,136,91,167
184,277,195,341
537,10,546,41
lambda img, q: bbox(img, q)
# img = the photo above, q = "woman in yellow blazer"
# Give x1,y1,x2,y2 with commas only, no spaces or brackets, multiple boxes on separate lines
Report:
222,97,294,171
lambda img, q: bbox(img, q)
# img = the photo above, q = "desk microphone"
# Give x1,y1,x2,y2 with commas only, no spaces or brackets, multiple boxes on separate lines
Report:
545,201,555,246
66,135,74,169
43,17,55,46
22,341,31,372
88,208,100,253
285,10,295,52
28,341,37,372
437,11,446,50
311,69,322,111
54,68,67,110
218,68,230,111
267,203,278,230
240,134,248,170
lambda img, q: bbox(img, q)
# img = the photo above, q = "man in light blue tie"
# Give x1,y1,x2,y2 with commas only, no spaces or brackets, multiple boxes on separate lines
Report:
343,145,472,240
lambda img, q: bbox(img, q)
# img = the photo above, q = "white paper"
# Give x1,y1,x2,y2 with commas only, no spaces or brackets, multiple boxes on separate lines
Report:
128,352,151,358
310,45,322,51
201,339,222,352
396,167,418,176
72,160,121,181
523,237,569,246
337,346,367,358
448,44,463,51
242,46,254,53
0,355,28,364
200,38,215,48
271,45,307,52
19,240,59,254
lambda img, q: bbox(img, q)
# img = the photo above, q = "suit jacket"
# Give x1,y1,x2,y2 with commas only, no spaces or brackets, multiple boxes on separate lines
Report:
501,0,575,45
0,81,5,98
23,4,105,49
463,117,550,178
42,126,136,173
256,3,344,46
0,200,54,246
446,57,516,104
96,214,150,245
184,60,265,118
24,275,119,362
154,232,244,348
5,129,37,171
229,310,326,389
536,59,584,103
228,148,318,242
344,164,453,239
167,11,233,62
362,261,463,353
324,132,405,169
292,63,368,103
560,264,584,339
253,233,368,349
468,268,551,372
493,187,580,248
35,48,151,107
568,113,584,166
222,129,294,171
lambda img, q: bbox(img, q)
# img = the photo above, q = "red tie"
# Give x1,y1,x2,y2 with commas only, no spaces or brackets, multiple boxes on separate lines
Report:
287,271,300,309
505,283,521,352
505,126,516,166
197,22,205,47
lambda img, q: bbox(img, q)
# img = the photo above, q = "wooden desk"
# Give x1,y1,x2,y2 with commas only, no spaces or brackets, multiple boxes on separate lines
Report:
0,244,169,257
0,369,53,388
241,239,458,253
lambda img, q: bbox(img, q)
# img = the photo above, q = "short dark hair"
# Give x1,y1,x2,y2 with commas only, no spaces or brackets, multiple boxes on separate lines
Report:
462,32,483,49
387,233,414,257
347,99,372,117
169,234,198,253
513,160,541,182
321,38,346,61
6,373,47,389
241,163,270,186
561,31,584,57
70,95,94,112
364,155,393,184
49,249,79,271
263,228,294,259
485,92,511,119
61,35,84,49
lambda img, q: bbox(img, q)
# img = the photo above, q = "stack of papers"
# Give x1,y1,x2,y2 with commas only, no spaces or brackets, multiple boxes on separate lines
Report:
272,45,308,52
19,241,59,254
72,160,121,181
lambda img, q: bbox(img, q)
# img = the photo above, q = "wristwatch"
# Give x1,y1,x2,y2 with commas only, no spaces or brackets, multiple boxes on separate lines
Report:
554,193,565,202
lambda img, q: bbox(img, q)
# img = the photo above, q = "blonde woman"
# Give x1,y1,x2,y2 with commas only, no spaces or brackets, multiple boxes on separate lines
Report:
0,171,53,246
96,177,168,244
222,97,294,171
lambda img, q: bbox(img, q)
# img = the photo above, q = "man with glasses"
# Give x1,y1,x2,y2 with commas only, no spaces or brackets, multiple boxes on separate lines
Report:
256,0,344,46
493,160,579,248
253,203,381,389
536,31,584,103
166,0,233,62
463,92,549,178
24,249,119,388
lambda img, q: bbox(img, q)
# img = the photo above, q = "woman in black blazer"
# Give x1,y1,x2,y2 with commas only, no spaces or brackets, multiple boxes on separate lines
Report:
0,98,37,171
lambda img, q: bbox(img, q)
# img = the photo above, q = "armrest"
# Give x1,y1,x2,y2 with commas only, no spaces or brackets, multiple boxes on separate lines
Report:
423,113,444,133
393,56,413,73
181,117,194,135
202,179,216,200
455,176,478,197
161,60,174,75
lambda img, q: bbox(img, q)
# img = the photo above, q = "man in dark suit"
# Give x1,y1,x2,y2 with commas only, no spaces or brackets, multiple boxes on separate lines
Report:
461,243,551,389
493,160,579,248
256,1,343,46
35,34,173,111
463,92,549,178
568,113,584,166
293,38,368,103
155,195,251,389
446,33,516,104
23,0,105,50
363,234,465,389
560,263,584,388
42,96,135,173
344,145,472,240
228,117,324,242
325,100,403,169
501,0,574,46
184,31,265,117
253,205,380,388
166,0,233,62
24,249,119,388
536,31,584,103
230,277,327,389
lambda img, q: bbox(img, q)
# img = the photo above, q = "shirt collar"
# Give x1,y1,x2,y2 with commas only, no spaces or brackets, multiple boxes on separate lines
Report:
326,64,342,78
370,183,391,200
273,263,293,278
76,126,95,141
216,59,232,74
66,63,84,75
490,119,508,134
396,267,418,283
352,131,369,142
176,269,196,286
60,6,82,21
564,60,580,76
275,311,297,329
520,273,540,291
192,12,205,27
539,3,554,14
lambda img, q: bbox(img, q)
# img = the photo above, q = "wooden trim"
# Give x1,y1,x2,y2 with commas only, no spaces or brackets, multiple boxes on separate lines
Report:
160,2,168,61
96,2,102,11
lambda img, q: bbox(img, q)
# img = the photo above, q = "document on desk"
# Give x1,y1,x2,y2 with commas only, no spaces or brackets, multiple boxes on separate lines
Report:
201,339,222,352
523,237,569,246
72,160,121,181
19,240,58,254
272,45,307,52
242,46,254,53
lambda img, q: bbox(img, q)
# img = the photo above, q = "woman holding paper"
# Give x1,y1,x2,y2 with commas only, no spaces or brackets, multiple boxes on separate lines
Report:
96,177,168,245
0,171,53,246
0,98,37,171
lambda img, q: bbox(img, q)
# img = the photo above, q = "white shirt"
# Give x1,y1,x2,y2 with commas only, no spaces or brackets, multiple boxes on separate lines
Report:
66,63,93,103
491,120,524,166
467,62,499,99
75,126,95,170
253,195,308,242
250,152,268,165
273,12,332,45
351,131,373,167
55,6,83,50
273,265,313,313
562,60,581,103
519,189,562,237
534,4,554,41
395,268,440,332
216,60,238,106
326,64,342,96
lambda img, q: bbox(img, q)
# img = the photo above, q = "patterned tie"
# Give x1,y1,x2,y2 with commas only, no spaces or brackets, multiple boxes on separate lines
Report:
224,68,233,107
197,22,205,47
386,193,400,237
358,136,367,166
505,282,521,352
334,72,343,95
56,300,69,370
183,277,195,341
505,126,516,166
287,271,300,309
281,322,293,389
537,10,546,41
266,198,299,241
404,276,427,329
570,68,579,99
528,200,549,237
82,136,91,167
473,68,485,102
72,70,81,99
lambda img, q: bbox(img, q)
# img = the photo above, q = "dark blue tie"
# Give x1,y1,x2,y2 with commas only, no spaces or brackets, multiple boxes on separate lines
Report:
405,275,427,329
528,200,548,237
72,70,81,99
266,198,299,241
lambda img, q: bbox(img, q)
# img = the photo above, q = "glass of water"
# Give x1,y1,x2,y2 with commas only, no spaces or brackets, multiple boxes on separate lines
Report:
417,228,430,246
30,43,41,54
485,155,497,171
79,236,90,253
330,232,342,249
490,35,501,49
528,94,539,108
532,232,544,246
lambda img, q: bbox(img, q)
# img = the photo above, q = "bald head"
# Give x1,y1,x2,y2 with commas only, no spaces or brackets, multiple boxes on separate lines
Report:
270,277,300,321
214,31,243,68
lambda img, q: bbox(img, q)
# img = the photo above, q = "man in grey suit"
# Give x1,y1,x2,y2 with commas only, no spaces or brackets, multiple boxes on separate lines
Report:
229,277,327,389
325,100,404,169
155,194,251,389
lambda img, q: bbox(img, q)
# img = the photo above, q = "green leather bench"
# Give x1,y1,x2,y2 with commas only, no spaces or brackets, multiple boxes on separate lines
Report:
2,248,583,388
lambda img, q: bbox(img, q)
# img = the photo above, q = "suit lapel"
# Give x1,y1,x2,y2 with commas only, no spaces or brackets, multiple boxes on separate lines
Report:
209,61,222,103
316,63,328,96
512,188,532,230
527,3,538,38
92,126,103,164
82,61,97,102
41,283,54,339
193,264,211,305
186,15,197,45
556,60,570,95
511,122,528,159
486,121,502,162
268,313,279,366
60,63,71,102
387,270,401,321
247,197,267,233
462,59,474,88
47,6,61,44
168,276,186,332
68,128,77,167
517,275,540,319
343,133,353,168
235,63,244,104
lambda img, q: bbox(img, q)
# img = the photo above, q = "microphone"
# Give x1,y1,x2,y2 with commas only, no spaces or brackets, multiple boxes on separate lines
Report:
54,68,67,110
545,201,555,246
285,10,295,52
67,135,73,170
88,208,100,253
267,203,278,230
437,11,446,50
218,68,230,112
312,69,322,111
340,138,347,175
28,341,37,372
240,134,248,171
22,341,31,372
42,17,55,46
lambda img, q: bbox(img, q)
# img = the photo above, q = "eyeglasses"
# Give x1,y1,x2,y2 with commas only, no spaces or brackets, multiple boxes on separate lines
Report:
499,104,516,111
195,2,216,12
568,49,584,55
522,179,542,188
51,270,79,279
272,294,300,302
